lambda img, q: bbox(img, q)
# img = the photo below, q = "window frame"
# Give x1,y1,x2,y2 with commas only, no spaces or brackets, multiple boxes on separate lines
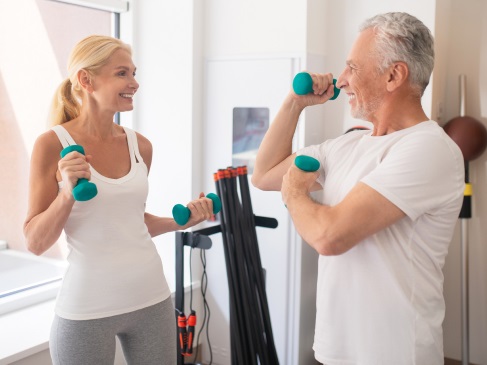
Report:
47,0,129,13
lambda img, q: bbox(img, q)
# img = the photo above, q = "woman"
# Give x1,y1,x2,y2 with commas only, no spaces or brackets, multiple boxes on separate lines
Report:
23,35,213,364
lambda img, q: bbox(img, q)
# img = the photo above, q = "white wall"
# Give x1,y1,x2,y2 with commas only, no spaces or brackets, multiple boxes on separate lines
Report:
127,0,205,293
203,0,307,58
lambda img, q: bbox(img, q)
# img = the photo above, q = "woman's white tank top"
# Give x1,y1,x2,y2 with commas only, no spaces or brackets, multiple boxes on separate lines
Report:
51,125,171,320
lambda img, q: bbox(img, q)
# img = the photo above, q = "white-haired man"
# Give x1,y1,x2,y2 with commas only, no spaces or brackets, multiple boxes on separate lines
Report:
252,12,464,365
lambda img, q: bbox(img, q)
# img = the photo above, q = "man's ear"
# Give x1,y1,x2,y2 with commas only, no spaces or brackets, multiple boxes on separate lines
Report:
386,62,408,92
78,69,93,93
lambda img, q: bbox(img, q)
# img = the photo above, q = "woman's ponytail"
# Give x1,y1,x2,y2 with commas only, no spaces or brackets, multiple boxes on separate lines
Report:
49,78,80,126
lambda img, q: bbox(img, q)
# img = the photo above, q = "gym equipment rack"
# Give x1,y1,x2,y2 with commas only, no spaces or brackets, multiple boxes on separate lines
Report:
175,166,279,365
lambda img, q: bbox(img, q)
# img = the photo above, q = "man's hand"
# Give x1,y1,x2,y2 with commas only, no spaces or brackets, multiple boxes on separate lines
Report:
281,164,319,206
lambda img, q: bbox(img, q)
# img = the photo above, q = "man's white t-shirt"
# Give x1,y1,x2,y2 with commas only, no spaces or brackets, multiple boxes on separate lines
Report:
298,121,464,365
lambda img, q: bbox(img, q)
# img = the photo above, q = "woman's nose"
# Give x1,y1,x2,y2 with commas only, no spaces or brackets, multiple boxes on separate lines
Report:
131,79,139,90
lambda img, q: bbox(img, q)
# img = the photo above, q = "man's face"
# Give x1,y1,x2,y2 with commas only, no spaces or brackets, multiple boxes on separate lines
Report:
336,29,388,122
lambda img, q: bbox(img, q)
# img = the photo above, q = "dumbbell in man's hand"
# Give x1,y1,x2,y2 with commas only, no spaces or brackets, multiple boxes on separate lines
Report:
293,72,341,100
295,155,320,172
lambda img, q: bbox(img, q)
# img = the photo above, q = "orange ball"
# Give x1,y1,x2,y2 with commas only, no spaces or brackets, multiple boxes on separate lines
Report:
443,116,487,161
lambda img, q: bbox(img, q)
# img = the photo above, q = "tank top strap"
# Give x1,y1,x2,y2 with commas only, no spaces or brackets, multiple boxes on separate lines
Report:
123,127,144,163
51,125,77,148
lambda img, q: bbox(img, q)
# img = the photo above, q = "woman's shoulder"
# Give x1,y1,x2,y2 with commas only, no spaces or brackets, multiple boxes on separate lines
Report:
29,129,64,179
130,130,152,169
33,128,64,157
132,131,152,152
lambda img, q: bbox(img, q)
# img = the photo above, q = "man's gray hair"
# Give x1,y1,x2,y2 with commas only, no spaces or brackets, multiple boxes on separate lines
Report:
360,12,434,96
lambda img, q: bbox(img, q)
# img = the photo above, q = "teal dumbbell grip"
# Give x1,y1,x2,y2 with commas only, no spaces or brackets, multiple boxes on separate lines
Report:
60,145,98,201
172,193,222,226
292,72,340,100
295,155,320,172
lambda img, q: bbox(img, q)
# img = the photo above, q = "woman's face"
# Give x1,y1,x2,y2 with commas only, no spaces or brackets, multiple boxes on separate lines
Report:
89,48,139,114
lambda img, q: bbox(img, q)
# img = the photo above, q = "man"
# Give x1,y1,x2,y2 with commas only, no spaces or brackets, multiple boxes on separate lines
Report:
252,12,464,365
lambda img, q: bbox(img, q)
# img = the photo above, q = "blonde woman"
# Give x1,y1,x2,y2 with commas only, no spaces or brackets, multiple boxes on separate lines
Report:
24,35,213,364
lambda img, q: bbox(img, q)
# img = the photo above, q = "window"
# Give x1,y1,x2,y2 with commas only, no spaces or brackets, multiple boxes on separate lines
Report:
0,0,127,258
0,0,128,313
232,107,269,174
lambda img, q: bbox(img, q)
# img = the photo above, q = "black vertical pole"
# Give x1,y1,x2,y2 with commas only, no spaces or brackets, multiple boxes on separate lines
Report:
238,166,279,364
460,161,471,365
215,170,248,364
227,167,260,365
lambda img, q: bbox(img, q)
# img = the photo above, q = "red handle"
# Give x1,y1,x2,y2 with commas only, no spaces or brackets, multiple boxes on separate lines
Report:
185,312,197,355
177,314,188,355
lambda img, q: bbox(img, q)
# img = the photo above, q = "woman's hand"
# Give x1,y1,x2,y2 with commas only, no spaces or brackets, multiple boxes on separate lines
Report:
58,151,92,199
184,192,214,227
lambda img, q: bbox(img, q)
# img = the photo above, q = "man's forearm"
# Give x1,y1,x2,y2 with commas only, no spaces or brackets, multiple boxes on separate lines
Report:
252,95,304,189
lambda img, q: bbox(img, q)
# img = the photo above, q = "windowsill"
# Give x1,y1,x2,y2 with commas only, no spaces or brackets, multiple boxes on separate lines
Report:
0,284,197,364
0,250,66,318
0,299,56,364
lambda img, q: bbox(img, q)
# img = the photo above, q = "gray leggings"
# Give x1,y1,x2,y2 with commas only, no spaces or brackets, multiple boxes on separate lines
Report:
50,298,176,365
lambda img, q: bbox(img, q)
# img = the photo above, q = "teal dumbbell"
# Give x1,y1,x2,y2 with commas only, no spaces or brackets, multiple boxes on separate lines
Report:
172,193,222,226
292,72,340,100
295,155,320,172
60,145,98,201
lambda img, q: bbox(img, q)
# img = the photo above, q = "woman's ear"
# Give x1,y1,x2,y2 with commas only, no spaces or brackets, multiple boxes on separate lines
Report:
386,62,408,92
78,69,93,93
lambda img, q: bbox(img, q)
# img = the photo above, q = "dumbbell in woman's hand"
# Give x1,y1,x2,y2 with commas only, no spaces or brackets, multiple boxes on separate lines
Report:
292,72,341,100
60,145,98,201
172,193,222,226
295,155,320,172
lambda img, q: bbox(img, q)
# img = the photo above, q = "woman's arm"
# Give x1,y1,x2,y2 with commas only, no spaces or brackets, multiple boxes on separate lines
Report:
136,133,214,237
144,195,215,237
23,131,90,255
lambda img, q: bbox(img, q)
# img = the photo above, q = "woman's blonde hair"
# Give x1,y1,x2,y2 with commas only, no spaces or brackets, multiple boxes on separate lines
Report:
49,35,132,126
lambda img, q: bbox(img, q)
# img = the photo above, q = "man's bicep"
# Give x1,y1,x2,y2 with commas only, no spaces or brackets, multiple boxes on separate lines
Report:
332,182,406,249
251,154,296,191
